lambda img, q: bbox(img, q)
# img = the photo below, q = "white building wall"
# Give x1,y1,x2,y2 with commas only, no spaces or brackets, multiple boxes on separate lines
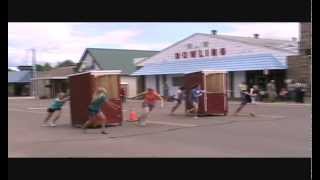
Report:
146,75,184,96
167,74,183,96
138,34,296,98
120,76,137,98
36,79,51,98
142,34,296,66
233,71,246,98
79,53,101,72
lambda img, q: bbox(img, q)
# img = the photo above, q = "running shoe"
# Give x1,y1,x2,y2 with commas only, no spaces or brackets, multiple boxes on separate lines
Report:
41,123,50,127
101,131,108,134
50,123,57,127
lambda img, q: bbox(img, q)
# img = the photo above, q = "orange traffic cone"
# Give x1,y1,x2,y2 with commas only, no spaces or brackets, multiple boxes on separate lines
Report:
128,110,138,122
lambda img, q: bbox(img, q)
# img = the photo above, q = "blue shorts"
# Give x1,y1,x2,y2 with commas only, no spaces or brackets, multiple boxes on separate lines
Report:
47,108,61,113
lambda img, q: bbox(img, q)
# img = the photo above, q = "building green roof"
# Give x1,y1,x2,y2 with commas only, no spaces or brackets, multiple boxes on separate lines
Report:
84,48,159,75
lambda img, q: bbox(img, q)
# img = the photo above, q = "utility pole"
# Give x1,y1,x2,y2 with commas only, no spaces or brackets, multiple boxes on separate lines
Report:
31,48,37,98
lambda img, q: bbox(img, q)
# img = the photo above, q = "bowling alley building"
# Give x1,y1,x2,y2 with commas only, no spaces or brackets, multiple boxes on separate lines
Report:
132,30,299,98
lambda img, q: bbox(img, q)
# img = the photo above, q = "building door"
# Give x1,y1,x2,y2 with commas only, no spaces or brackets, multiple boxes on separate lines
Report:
95,75,122,124
246,70,267,90
184,71,206,114
162,75,169,97
155,75,160,93
229,72,234,98
137,75,145,93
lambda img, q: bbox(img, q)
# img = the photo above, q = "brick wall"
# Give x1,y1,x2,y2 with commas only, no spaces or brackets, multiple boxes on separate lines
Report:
287,55,311,96
299,23,311,55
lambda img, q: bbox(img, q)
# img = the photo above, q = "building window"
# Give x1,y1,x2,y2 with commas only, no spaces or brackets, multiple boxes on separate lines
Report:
190,51,197,58
305,49,311,55
198,50,204,57
205,49,209,56
175,53,180,59
182,52,188,58
187,43,193,49
220,48,226,55
172,76,184,86
203,41,209,47
211,49,217,56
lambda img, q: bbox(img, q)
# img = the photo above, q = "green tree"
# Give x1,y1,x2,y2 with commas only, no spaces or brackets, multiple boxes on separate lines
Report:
56,60,76,68
43,63,52,71
36,64,44,71
35,63,53,71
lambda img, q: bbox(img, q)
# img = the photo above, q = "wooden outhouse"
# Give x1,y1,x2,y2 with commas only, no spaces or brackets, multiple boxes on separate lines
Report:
68,70,123,127
184,70,228,116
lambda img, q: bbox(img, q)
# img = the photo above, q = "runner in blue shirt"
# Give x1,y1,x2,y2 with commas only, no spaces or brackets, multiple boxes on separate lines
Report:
82,87,120,134
186,84,206,119
42,92,70,127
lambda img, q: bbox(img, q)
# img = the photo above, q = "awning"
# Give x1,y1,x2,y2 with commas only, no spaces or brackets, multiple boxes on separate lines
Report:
131,53,287,76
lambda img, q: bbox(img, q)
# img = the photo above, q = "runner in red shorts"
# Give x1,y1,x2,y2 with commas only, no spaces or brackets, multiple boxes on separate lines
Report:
130,88,164,126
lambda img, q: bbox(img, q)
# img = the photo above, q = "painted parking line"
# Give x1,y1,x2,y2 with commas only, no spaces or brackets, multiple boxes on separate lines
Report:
229,102,311,106
8,108,46,114
147,121,197,127
8,96,36,100
28,107,48,110
256,114,286,118
233,113,285,119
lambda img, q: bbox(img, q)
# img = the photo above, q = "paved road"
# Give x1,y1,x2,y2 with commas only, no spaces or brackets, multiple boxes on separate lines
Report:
8,99,312,157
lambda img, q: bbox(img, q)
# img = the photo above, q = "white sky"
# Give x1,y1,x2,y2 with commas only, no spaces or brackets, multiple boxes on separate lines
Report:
8,22,299,67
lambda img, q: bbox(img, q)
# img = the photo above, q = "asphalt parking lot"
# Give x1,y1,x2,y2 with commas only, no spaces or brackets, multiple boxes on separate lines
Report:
8,98,312,157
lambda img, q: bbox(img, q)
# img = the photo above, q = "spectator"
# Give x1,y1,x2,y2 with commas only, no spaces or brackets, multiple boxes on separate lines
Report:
279,88,289,101
259,90,266,102
267,80,277,102
295,81,306,103
286,79,296,102
250,85,259,103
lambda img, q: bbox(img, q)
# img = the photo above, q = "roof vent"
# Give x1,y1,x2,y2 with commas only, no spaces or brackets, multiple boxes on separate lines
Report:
211,30,217,35
253,34,259,39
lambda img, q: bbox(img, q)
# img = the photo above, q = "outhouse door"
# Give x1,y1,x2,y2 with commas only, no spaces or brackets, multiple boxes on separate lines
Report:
204,72,228,115
93,74,123,125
